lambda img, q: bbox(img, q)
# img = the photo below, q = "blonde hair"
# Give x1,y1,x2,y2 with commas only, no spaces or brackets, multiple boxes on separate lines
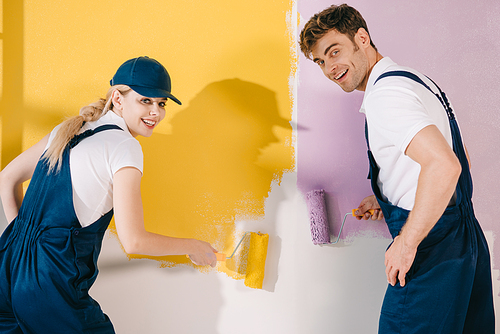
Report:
43,85,132,172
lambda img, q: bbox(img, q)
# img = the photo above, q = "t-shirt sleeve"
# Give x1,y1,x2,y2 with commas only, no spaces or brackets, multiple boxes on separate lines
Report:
365,84,434,154
45,124,63,151
109,138,144,175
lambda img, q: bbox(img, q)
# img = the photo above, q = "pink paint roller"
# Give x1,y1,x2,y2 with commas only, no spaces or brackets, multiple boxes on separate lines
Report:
305,189,374,244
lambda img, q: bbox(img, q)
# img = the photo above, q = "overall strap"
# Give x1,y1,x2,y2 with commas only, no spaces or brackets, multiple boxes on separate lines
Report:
373,70,473,202
366,70,455,181
364,120,370,150
68,124,123,149
374,71,455,121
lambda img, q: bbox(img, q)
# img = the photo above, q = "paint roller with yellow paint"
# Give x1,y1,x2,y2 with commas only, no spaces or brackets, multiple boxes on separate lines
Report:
243,232,269,289
187,231,269,289
220,232,269,289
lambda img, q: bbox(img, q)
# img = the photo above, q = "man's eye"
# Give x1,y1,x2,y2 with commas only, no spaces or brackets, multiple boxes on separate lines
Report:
159,102,166,108
142,99,151,104
317,60,324,66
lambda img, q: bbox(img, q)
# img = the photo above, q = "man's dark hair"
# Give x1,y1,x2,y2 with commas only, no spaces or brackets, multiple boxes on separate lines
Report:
299,4,377,59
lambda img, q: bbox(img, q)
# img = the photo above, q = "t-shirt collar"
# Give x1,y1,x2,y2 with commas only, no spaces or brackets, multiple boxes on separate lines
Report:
359,57,396,114
106,110,131,135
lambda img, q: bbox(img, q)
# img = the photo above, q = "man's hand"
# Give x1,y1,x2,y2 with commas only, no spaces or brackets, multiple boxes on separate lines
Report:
384,234,418,287
355,195,384,220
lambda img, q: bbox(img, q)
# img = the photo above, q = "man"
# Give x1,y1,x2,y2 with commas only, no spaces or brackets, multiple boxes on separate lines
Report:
299,4,495,333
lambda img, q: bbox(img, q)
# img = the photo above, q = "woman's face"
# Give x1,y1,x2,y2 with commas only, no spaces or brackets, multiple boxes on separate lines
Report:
113,89,167,137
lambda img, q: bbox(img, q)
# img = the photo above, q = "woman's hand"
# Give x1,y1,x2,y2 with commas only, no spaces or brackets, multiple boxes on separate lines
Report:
186,239,218,268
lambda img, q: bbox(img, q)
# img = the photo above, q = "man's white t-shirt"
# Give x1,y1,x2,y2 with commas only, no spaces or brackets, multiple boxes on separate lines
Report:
359,57,453,210
46,111,143,227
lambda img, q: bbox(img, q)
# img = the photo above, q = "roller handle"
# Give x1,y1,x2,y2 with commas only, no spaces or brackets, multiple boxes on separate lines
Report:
215,253,227,261
186,232,250,262
352,209,375,217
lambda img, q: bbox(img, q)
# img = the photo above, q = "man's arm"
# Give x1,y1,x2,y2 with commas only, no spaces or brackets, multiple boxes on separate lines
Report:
384,124,461,287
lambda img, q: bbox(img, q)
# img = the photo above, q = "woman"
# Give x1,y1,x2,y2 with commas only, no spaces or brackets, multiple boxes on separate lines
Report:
0,56,217,333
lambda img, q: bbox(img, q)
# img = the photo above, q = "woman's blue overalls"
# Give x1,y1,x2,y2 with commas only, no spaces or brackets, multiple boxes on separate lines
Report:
367,71,495,334
0,124,121,333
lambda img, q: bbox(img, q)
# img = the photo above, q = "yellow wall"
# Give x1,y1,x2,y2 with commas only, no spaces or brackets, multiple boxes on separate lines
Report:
2,0,294,280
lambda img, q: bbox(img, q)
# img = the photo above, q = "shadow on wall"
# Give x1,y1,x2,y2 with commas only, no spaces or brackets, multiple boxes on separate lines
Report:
122,79,293,280
94,244,225,334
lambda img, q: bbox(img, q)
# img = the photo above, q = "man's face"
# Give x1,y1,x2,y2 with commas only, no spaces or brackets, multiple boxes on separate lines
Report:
311,29,370,92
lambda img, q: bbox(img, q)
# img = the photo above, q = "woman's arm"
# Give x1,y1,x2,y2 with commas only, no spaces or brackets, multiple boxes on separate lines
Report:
113,167,217,267
0,134,49,222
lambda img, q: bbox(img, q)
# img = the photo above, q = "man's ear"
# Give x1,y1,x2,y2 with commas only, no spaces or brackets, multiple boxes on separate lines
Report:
355,27,371,48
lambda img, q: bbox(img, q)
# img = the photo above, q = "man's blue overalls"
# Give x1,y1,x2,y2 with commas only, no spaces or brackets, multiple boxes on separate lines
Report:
367,71,495,333
0,125,121,333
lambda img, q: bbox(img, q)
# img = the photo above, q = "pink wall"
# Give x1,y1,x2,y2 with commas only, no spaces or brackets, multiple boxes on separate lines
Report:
297,0,500,271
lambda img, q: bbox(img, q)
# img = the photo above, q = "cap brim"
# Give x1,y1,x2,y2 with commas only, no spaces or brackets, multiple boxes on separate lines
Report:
129,85,182,105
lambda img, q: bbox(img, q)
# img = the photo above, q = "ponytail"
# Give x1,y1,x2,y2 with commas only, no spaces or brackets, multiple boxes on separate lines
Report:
43,85,131,172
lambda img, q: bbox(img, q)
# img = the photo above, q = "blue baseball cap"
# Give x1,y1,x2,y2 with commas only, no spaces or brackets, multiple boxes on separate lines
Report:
110,56,182,105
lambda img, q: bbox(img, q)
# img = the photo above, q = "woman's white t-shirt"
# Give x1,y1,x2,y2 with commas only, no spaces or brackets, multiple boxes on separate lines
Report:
45,111,143,227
